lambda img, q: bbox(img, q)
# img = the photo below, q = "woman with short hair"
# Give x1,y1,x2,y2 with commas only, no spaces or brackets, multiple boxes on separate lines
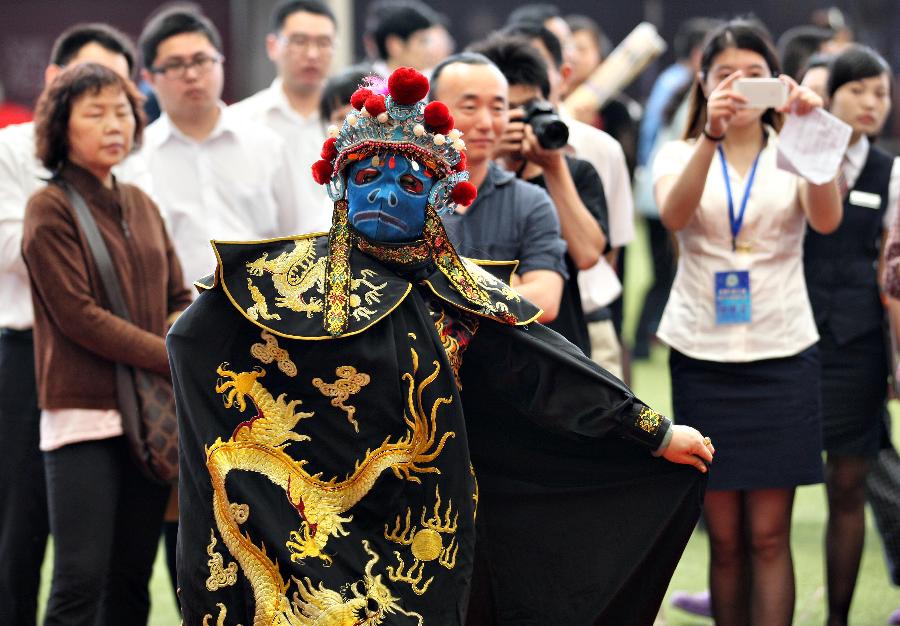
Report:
23,62,192,625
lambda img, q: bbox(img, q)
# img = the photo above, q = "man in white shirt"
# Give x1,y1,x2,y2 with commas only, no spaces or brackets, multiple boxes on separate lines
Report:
133,7,307,289
0,23,142,626
229,0,336,232
363,0,441,77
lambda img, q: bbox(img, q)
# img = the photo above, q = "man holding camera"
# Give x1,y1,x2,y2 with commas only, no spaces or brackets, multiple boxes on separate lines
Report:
472,34,608,356
429,52,567,322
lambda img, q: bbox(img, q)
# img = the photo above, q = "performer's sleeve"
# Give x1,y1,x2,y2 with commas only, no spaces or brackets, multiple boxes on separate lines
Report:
461,319,670,450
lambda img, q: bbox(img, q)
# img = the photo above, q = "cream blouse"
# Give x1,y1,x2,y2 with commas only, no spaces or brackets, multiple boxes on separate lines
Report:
652,129,819,362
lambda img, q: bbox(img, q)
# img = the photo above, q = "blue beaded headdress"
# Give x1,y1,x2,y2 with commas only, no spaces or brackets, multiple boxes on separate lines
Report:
311,67,476,216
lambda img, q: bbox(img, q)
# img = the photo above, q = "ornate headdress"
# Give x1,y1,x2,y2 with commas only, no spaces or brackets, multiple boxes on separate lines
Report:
310,67,498,337
311,67,476,214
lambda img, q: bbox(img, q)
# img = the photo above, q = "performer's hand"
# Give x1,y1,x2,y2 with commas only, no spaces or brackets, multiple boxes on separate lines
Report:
662,425,714,473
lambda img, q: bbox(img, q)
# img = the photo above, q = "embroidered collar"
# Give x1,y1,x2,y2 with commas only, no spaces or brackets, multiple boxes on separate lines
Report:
206,233,541,341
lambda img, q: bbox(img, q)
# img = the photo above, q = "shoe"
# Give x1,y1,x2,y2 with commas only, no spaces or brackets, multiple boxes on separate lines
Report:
670,590,712,617
889,607,900,625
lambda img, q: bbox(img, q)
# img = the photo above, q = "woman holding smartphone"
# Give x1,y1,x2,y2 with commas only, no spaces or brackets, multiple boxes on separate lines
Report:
653,20,842,626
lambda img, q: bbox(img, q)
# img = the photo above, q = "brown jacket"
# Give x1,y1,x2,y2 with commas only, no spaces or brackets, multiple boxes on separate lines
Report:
22,163,193,411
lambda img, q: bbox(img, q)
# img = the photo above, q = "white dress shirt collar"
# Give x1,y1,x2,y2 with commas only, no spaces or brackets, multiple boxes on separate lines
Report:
149,101,236,148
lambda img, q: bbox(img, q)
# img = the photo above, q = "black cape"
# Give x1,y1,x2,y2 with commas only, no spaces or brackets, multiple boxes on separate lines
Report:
168,233,705,626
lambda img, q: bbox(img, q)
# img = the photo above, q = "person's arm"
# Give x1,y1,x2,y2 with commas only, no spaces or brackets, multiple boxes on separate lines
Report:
514,269,564,321
798,178,842,234
513,188,568,323
461,318,712,470
522,128,606,269
0,133,34,278
22,189,170,375
656,137,717,231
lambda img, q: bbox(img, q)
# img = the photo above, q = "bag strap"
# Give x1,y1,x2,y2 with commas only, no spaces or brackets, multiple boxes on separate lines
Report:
60,180,143,439
61,180,134,323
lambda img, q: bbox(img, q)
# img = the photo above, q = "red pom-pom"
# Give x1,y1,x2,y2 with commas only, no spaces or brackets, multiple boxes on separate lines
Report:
311,159,334,185
350,88,372,110
388,67,430,105
424,101,451,130
433,115,455,136
320,137,338,160
453,152,467,172
450,181,477,207
364,94,386,116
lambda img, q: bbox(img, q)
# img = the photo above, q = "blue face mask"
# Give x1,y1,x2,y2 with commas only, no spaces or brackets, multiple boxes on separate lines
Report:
346,153,435,242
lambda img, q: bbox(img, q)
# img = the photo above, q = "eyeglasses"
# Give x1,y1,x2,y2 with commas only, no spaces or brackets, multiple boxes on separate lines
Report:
151,54,224,79
279,35,336,53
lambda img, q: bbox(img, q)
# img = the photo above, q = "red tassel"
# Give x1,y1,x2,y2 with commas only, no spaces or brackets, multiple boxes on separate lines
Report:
350,88,372,110
364,94,387,117
388,67,430,105
453,152,467,172
320,137,338,160
450,181,477,206
311,159,334,185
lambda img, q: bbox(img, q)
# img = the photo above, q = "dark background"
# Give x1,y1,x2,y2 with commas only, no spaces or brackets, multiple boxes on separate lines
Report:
2,0,898,134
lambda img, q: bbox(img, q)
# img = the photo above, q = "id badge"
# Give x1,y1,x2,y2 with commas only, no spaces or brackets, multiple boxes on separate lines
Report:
715,271,751,325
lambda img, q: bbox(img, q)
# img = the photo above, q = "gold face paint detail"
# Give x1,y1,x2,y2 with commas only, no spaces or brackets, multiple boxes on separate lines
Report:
636,406,663,435
312,366,371,432
384,486,459,595
205,349,454,625
205,530,238,592
250,331,298,377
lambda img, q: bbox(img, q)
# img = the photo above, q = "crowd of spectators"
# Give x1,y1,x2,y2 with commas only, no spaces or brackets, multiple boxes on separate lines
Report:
0,1,898,625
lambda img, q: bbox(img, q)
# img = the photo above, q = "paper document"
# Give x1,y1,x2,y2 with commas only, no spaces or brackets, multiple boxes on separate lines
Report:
776,108,852,184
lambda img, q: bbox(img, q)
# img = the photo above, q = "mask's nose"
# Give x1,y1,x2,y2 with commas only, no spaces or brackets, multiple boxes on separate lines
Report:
387,191,398,207
367,189,380,203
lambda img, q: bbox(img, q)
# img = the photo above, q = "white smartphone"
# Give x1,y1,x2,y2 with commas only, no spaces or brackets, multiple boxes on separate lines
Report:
734,78,788,109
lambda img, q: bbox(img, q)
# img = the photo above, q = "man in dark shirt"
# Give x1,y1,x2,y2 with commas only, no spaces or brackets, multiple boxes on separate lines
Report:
429,52,567,323
470,34,608,356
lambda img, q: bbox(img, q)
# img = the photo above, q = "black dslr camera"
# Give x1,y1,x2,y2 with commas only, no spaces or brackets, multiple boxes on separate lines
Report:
521,100,569,150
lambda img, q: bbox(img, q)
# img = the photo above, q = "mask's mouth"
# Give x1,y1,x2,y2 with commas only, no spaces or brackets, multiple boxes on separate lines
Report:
352,210,410,233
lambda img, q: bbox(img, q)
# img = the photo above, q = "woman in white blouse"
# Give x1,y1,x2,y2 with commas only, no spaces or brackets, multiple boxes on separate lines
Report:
653,20,842,626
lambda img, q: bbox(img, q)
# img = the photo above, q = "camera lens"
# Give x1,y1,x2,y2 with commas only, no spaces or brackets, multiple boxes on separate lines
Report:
522,100,569,150
531,116,569,150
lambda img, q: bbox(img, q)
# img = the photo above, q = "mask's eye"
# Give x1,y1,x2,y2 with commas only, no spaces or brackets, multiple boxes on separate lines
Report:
399,173,425,194
354,168,381,185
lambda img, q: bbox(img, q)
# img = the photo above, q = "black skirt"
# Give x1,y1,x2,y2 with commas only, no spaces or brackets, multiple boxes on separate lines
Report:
819,327,887,458
670,346,824,491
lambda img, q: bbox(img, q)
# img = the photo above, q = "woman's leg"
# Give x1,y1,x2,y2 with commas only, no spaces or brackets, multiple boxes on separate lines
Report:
825,454,870,626
42,439,120,626
704,490,750,626
97,440,169,626
745,488,796,626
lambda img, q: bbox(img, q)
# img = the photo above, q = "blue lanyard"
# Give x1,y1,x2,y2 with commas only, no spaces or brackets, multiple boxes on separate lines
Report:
717,144,763,251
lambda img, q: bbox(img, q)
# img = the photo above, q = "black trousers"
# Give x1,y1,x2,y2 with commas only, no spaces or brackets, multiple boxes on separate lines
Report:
634,216,675,350
43,437,169,626
0,329,48,626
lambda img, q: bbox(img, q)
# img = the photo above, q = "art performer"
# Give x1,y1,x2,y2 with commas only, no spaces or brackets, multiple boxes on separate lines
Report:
170,67,712,625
